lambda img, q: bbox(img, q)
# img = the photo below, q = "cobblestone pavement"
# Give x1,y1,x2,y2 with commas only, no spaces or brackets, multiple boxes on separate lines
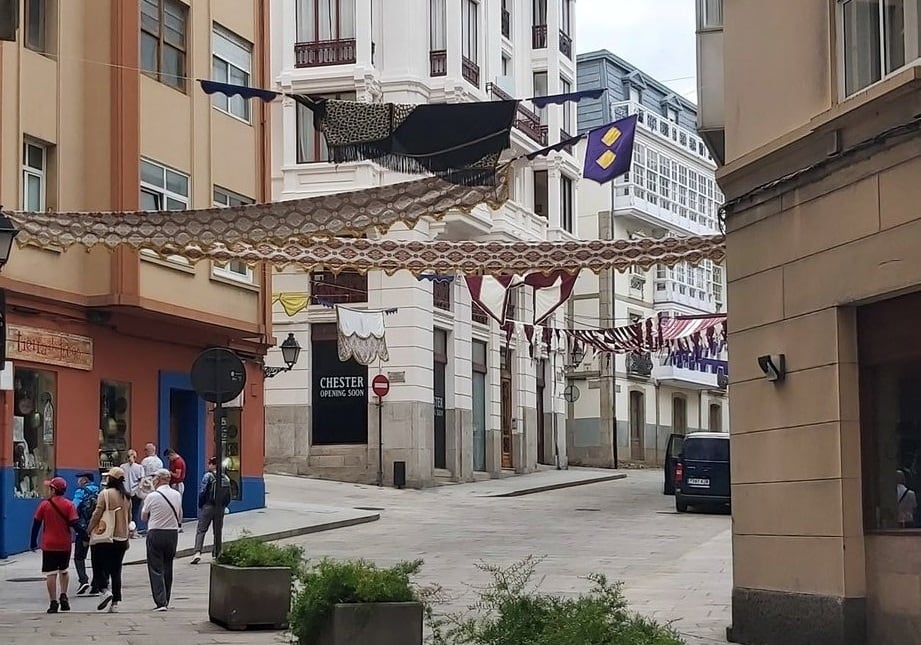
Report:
0,469,731,644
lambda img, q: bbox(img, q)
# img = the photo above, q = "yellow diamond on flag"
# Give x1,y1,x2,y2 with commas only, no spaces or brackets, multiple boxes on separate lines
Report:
601,127,622,147
596,150,616,169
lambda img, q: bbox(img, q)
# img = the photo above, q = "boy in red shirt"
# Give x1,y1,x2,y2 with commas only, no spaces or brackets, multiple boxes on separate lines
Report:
30,477,78,613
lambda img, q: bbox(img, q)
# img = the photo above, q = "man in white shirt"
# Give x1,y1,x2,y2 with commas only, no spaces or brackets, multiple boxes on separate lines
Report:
140,443,164,476
141,469,181,611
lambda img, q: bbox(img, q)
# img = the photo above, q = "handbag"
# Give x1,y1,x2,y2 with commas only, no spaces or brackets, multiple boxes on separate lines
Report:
89,490,122,545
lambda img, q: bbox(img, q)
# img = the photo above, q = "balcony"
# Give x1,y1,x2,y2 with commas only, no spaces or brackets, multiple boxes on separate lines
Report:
610,101,714,164
502,9,511,39
487,83,548,146
310,271,368,304
532,24,547,49
433,280,451,311
652,354,727,390
462,56,480,87
626,352,653,378
654,279,716,313
613,184,719,236
472,303,490,325
294,38,356,68
559,31,572,59
430,49,447,77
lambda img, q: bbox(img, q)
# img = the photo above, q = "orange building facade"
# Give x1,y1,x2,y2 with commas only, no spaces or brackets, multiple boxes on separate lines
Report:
0,0,272,556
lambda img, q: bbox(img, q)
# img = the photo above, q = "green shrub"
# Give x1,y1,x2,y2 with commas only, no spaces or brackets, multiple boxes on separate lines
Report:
427,556,685,645
290,558,422,645
216,534,306,577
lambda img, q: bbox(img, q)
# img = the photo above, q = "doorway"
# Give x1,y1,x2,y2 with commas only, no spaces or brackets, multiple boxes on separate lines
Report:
159,372,205,521
500,347,513,469
629,390,645,461
472,341,488,472
673,396,688,435
537,360,547,464
433,329,448,470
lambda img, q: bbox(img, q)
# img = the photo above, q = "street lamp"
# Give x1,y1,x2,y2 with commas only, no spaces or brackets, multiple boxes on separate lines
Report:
0,212,20,269
263,333,301,378
570,344,585,369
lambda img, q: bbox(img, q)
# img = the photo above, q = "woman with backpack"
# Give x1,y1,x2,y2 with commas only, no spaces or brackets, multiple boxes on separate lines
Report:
88,466,132,613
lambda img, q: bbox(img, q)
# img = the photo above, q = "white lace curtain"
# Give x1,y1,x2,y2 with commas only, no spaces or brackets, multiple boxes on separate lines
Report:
296,0,356,42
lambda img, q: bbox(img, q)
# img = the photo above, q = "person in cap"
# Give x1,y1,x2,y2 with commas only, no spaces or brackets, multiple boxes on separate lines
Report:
88,466,132,613
71,471,101,595
30,476,78,614
142,468,182,611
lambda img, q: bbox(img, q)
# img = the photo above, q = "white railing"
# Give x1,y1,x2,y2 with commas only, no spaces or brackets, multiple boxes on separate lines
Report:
653,279,717,312
613,186,717,236
610,101,714,165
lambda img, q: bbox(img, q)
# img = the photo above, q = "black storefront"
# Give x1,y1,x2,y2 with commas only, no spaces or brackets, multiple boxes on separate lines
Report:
311,323,368,445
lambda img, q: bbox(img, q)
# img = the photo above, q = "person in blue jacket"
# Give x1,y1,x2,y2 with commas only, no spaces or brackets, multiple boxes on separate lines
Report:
71,472,101,596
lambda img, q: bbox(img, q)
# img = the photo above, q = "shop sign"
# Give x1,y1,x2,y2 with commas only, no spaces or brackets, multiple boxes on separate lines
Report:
312,339,368,445
6,325,93,371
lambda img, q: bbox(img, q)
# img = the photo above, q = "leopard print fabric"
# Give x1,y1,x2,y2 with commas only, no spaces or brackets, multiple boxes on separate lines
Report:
317,99,415,147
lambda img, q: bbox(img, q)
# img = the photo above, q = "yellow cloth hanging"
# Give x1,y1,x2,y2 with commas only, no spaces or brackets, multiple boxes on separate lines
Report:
272,293,311,317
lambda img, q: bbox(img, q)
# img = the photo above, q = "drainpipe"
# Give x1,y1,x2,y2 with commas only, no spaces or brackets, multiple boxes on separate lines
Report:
698,390,703,432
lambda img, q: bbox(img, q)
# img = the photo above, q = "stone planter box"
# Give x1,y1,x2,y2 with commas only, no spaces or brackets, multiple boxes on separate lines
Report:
315,601,424,645
208,563,292,630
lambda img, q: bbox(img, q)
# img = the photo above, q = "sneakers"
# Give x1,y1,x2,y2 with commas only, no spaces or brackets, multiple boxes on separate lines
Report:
190,553,201,565
59,594,70,612
108,602,119,613
153,605,168,612
87,588,101,597
47,600,59,614
97,590,113,611
76,583,90,596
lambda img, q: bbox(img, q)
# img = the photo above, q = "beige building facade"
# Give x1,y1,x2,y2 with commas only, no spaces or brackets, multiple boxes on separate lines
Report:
697,1,921,643
0,0,273,556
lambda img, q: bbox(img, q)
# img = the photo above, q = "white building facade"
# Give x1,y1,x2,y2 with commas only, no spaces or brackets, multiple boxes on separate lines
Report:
566,51,730,467
265,0,582,487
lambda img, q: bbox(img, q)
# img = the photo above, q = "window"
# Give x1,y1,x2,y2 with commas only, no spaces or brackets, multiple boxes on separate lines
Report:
533,71,548,123
840,0,921,96
561,0,572,34
212,25,253,122
672,396,688,434
141,0,187,91
683,436,729,461
13,369,56,499
561,78,573,133
212,188,255,282
140,158,190,264
297,91,356,162
501,0,511,39
628,85,642,103
462,0,478,63
501,54,511,78
697,0,723,28
430,0,446,50
667,107,679,123
22,141,46,211
296,0,356,41
533,169,549,217
561,176,574,233
858,292,921,531
533,0,547,25
99,382,131,470
25,0,54,53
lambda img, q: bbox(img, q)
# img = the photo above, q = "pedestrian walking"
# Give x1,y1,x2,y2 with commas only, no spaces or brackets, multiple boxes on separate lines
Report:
71,471,101,595
30,477,78,614
191,457,232,565
142,468,182,611
120,450,145,537
141,442,163,476
88,466,132,613
164,448,187,532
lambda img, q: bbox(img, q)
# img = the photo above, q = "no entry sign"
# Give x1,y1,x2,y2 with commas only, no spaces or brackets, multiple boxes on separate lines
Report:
371,374,390,398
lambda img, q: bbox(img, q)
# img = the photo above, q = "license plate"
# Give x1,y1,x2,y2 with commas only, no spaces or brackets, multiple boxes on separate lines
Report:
687,478,709,487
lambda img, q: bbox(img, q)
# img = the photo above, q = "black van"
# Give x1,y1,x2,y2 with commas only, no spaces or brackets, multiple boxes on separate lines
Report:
673,432,730,512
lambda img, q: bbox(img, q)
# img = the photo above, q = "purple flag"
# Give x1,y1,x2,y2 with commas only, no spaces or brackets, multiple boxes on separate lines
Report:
582,115,638,184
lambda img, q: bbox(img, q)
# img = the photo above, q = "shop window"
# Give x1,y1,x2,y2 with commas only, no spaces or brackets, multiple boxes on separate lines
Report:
221,407,243,501
13,368,56,499
311,323,368,445
99,381,130,471
859,293,921,530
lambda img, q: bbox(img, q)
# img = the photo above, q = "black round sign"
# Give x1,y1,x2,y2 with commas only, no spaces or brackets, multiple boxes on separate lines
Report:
191,347,247,404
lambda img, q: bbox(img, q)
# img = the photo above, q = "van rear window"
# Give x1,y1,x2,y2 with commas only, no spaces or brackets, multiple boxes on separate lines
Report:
682,438,729,461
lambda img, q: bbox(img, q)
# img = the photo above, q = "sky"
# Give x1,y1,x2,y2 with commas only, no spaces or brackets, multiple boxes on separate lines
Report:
575,0,698,103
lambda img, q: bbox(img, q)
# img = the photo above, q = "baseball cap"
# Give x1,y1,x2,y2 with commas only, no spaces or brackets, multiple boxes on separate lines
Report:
107,466,125,481
45,477,67,492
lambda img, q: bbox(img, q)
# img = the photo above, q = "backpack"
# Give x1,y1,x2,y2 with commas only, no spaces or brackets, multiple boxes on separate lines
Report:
75,488,99,534
200,473,232,509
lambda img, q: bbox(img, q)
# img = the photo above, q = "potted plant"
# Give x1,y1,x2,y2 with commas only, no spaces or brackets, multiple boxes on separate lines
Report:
290,558,424,645
209,534,306,631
